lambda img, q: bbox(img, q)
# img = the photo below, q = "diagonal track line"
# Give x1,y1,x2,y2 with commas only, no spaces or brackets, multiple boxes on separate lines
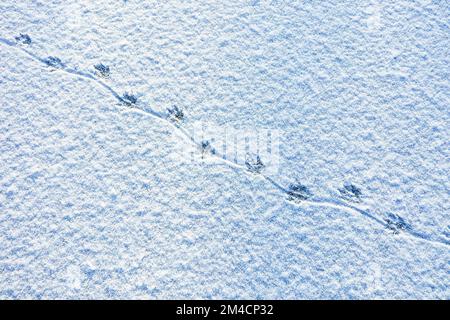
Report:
1,36,448,248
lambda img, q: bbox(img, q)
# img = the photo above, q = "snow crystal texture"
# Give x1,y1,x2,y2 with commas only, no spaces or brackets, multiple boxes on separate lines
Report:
0,0,449,299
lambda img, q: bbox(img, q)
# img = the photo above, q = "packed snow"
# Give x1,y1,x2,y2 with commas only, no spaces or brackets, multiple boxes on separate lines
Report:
0,0,449,299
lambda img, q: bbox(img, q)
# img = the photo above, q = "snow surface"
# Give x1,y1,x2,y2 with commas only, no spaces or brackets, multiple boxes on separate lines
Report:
0,0,449,299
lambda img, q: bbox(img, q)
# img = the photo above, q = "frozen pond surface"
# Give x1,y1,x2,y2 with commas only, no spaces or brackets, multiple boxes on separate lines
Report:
0,0,449,299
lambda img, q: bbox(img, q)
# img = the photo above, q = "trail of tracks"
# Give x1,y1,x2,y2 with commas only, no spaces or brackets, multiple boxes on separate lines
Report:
1,37,448,248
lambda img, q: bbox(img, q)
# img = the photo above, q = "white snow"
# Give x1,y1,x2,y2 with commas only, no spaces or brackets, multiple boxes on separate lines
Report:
0,0,449,299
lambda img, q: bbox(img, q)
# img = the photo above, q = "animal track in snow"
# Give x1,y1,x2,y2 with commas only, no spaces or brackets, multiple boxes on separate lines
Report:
14,33,31,45
0,35,448,248
167,105,184,122
245,155,265,173
43,56,64,68
339,183,363,203
93,63,111,78
286,183,312,202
